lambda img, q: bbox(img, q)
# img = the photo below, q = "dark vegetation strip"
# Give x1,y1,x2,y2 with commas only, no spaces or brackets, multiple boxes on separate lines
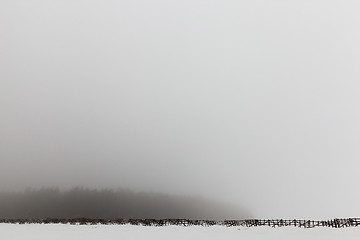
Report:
1,218,360,228
0,188,251,220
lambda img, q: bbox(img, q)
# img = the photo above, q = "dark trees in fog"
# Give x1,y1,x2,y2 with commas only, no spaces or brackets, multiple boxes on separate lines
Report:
0,188,251,220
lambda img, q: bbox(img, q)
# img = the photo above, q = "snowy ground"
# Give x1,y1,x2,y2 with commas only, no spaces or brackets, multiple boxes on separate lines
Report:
1,224,360,240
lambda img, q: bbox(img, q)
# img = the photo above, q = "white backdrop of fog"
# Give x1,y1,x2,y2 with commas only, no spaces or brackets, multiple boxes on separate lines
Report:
1,0,360,219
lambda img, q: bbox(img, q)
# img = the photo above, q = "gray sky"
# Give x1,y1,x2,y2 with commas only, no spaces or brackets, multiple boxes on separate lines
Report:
1,0,360,219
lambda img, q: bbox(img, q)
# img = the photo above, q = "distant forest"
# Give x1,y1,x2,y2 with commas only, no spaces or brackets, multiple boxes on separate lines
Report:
0,188,251,220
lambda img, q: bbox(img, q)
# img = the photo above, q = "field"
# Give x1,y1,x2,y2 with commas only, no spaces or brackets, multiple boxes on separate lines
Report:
2,223,360,240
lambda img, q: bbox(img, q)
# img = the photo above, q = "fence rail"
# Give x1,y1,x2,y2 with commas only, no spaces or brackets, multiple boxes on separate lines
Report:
1,218,360,228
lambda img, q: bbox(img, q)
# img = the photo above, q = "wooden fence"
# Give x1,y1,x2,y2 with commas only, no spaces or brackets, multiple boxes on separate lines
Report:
1,218,360,228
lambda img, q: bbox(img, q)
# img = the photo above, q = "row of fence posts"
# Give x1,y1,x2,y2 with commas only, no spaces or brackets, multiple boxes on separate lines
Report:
1,218,360,228
222,218,360,228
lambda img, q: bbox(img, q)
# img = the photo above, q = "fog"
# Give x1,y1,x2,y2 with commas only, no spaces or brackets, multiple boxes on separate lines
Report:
1,0,360,219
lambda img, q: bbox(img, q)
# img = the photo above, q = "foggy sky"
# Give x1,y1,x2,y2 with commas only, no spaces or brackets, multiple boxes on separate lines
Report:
1,0,360,219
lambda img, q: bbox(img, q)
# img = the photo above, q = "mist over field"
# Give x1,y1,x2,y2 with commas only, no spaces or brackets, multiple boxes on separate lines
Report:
1,0,360,219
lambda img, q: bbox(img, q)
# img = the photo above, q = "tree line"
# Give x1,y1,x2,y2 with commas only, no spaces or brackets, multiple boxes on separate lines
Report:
0,187,251,220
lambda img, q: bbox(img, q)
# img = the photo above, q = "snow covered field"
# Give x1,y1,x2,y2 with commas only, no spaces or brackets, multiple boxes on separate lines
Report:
1,224,360,240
